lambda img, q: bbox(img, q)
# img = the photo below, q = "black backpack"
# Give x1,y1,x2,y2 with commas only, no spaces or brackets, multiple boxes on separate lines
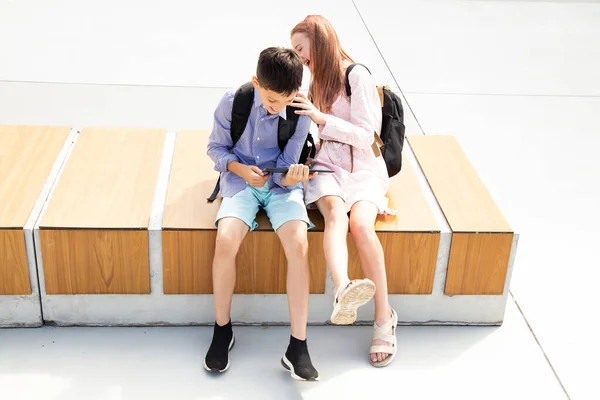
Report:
207,82,316,202
345,63,406,177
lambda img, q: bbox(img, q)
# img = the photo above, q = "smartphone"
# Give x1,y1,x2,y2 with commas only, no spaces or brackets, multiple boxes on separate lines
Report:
263,167,334,175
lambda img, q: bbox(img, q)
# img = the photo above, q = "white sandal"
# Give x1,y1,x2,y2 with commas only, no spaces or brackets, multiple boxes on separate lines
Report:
369,308,398,367
330,279,376,325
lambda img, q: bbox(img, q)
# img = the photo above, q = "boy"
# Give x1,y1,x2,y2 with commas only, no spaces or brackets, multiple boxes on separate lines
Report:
204,47,319,381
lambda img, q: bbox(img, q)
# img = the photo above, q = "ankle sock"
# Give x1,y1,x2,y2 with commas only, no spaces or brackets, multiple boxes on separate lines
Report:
204,320,234,372
284,335,319,381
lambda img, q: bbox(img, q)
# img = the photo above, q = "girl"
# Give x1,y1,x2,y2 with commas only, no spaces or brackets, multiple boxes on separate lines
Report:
291,15,397,367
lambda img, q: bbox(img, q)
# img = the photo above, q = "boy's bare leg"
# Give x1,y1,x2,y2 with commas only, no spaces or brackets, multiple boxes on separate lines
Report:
212,217,249,325
204,217,249,373
277,220,319,381
277,220,310,339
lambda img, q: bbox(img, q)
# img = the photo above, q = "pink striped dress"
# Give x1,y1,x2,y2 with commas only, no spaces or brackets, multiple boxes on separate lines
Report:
305,64,396,215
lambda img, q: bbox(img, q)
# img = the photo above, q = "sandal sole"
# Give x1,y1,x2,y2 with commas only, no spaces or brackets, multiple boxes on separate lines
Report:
330,280,376,325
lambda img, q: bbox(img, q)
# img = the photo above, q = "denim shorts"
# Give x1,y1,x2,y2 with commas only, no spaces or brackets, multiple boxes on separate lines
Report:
215,183,314,231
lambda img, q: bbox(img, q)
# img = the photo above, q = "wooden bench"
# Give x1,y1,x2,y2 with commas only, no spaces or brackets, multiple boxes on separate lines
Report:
37,127,166,295
161,130,441,297
0,125,72,326
0,123,516,326
407,135,515,296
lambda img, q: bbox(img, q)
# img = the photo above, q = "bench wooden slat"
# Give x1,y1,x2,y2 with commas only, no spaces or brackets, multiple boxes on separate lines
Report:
446,232,514,295
41,230,150,295
41,128,166,229
348,232,440,294
163,230,326,294
407,135,513,295
0,125,71,227
0,230,30,295
39,128,164,295
407,135,511,233
375,151,439,232
163,130,220,229
0,125,71,295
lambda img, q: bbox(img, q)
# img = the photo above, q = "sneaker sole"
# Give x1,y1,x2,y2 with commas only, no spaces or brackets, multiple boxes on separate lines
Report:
203,335,235,373
280,354,320,381
330,280,376,325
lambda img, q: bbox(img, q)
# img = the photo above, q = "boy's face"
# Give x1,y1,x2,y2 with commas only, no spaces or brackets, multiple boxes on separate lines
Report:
252,76,298,115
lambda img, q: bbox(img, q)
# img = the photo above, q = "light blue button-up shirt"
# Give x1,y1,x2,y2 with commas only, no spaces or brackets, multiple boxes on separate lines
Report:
207,88,310,198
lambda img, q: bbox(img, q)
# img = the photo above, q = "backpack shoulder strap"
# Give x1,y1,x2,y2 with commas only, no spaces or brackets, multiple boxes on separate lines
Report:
230,81,255,147
277,105,300,152
344,63,372,97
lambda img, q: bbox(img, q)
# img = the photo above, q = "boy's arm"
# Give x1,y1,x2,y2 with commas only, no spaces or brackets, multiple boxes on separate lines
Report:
207,91,239,172
273,115,311,189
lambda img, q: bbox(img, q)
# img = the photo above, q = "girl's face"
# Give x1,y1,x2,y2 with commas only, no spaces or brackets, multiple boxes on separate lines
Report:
291,32,311,71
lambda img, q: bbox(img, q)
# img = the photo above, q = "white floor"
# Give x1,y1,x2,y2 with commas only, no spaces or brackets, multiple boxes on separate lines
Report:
0,299,565,400
1,0,599,399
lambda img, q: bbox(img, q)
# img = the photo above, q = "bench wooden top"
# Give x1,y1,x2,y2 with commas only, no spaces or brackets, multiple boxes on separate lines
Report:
407,135,512,233
163,130,439,233
0,125,72,228
40,128,166,229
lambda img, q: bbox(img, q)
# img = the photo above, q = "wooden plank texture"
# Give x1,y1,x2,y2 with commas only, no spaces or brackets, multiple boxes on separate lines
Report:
0,229,31,295
162,230,326,294
41,128,166,229
163,130,219,229
444,233,513,295
40,229,150,294
348,232,440,294
407,135,512,233
408,135,513,295
0,125,71,227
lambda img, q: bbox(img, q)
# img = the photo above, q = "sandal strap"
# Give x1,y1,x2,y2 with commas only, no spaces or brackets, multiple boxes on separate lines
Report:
333,281,352,305
373,331,396,343
370,344,395,355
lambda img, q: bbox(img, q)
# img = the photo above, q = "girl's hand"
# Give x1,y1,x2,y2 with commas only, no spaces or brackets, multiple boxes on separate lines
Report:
291,93,327,125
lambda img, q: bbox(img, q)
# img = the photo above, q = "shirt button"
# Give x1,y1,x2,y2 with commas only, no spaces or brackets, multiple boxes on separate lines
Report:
257,137,260,141
256,156,260,159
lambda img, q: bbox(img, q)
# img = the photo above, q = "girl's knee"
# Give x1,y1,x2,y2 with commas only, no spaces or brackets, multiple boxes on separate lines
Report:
349,218,377,245
320,200,348,227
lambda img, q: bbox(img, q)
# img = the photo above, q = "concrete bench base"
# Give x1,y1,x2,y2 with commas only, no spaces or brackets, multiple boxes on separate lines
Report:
37,227,518,327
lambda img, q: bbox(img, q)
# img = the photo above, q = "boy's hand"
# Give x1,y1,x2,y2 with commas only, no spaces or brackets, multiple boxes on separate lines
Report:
228,162,270,187
281,164,318,187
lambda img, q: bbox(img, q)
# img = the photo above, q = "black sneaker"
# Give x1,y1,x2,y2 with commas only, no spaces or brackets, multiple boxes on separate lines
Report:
280,336,319,381
204,321,235,373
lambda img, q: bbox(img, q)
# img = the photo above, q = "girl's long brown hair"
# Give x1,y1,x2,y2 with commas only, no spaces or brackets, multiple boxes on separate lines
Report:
291,15,354,113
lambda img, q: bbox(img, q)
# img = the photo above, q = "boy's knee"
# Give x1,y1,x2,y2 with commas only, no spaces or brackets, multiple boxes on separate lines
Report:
288,238,309,262
215,227,245,256
279,222,309,260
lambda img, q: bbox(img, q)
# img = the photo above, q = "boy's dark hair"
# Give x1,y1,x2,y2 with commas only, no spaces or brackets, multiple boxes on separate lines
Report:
256,47,303,96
